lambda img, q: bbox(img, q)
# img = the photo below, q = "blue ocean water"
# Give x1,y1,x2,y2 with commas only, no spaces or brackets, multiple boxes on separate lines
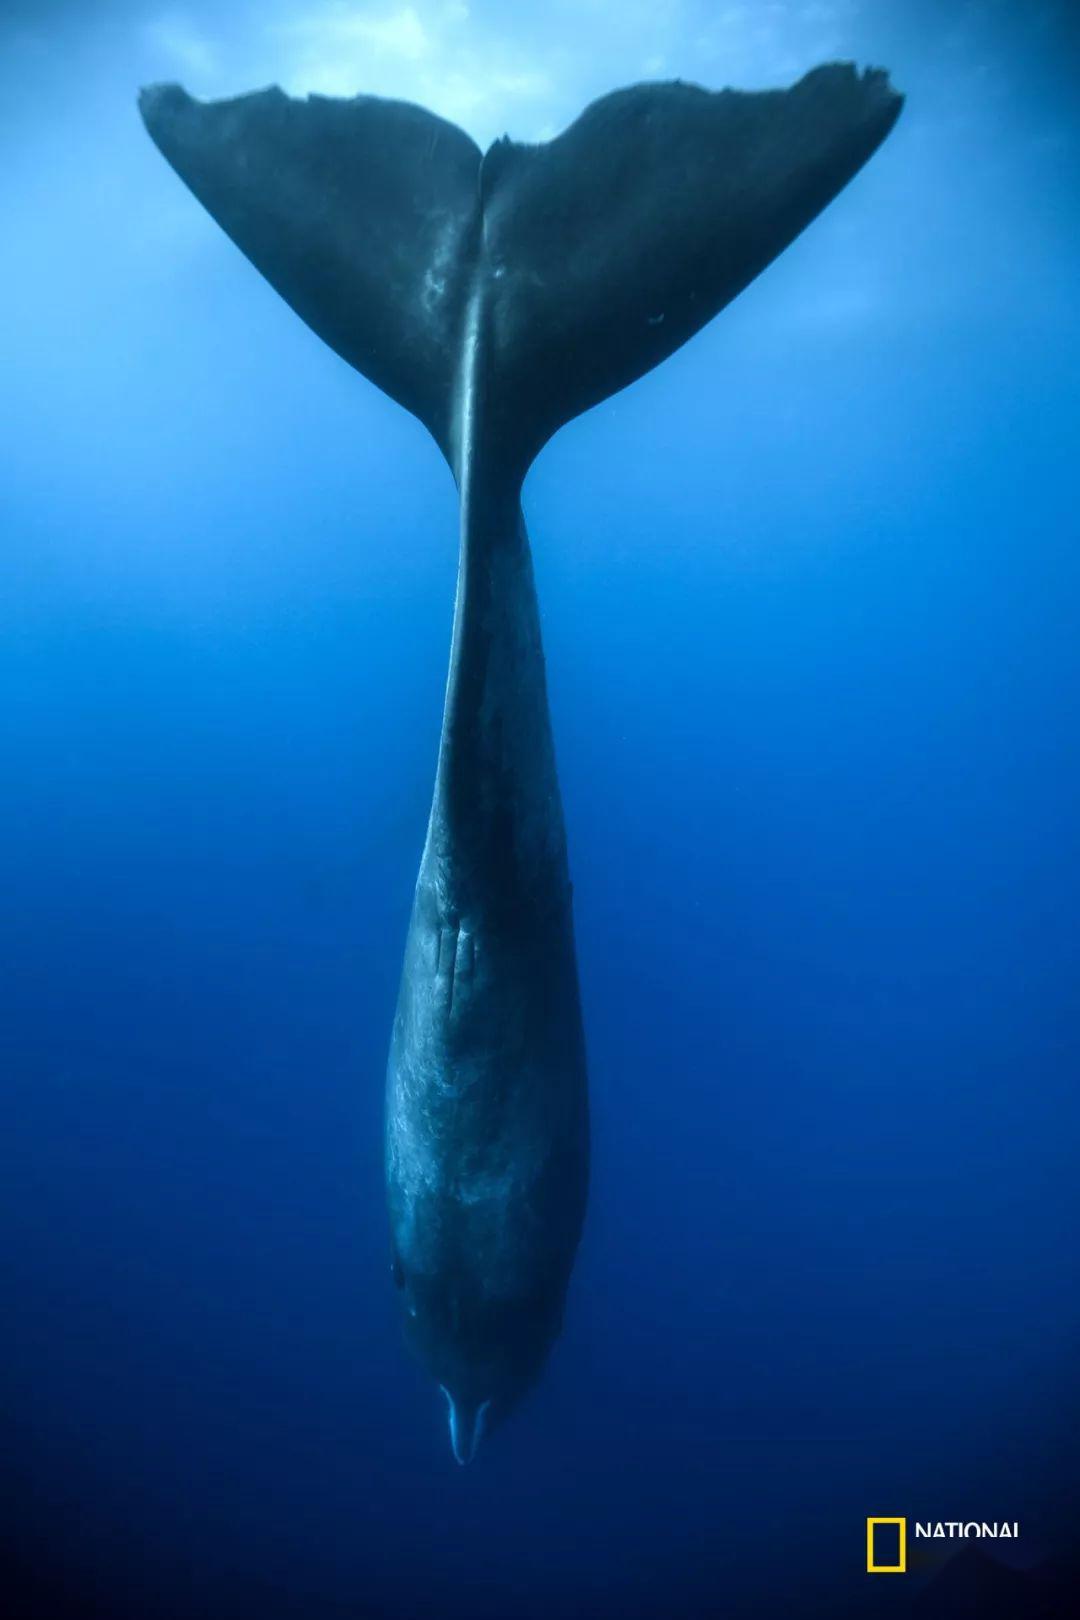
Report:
2,3,1079,1617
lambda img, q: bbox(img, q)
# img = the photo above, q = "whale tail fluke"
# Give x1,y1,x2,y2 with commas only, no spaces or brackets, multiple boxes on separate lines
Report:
139,65,902,477
138,82,481,464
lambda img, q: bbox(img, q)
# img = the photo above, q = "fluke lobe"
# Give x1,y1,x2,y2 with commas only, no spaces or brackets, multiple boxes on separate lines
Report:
139,64,902,1462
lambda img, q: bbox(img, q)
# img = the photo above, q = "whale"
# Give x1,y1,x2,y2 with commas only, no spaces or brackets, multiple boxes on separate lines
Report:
139,62,902,1463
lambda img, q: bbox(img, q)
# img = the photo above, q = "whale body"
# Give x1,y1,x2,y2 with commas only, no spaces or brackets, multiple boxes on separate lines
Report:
139,63,902,1462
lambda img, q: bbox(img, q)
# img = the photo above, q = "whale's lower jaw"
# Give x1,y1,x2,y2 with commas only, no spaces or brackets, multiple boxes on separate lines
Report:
441,1388,492,1465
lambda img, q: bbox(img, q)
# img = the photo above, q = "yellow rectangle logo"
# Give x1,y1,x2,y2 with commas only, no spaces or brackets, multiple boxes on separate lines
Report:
866,1517,907,1573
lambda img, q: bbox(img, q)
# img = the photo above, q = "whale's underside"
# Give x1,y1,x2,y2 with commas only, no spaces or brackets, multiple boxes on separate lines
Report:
139,63,903,1461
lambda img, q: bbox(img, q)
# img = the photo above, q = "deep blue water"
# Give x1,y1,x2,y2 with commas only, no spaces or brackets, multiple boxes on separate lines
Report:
2,3,1079,1617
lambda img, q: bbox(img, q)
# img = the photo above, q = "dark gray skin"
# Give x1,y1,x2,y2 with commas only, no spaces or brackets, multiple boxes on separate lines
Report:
139,63,902,1462
386,476,588,1462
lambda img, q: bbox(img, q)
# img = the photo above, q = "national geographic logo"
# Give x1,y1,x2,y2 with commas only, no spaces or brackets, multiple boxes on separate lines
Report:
866,1518,906,1574
866,1518,1020,1573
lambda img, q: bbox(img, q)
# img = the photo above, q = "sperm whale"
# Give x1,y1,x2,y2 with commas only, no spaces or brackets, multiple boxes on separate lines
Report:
139,62,902,1462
